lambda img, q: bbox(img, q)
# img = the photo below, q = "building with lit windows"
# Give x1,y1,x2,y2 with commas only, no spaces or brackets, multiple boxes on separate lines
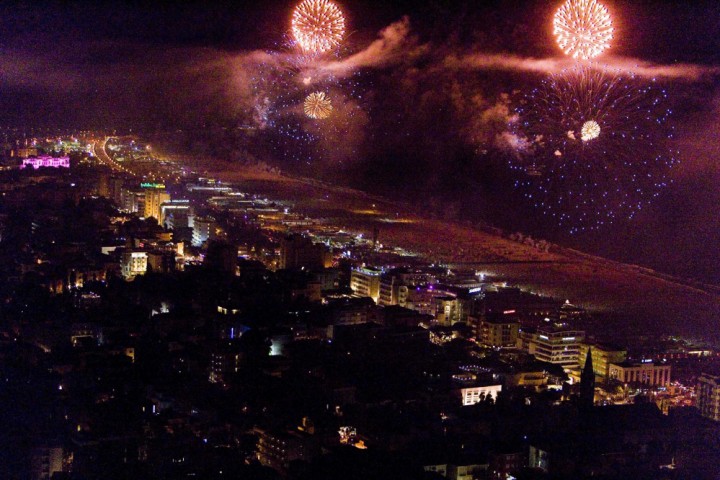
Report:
697,372,720,421
608,360,671,387
435,294,463,326
350,267,382,303
120,251,147,279
119,187,144,213
15,146,38,158
192,216,216,247
458,383,503,406
143,188,170,221
254,428,320,473
520,322,585,369
577,343,627,383
378,273,409,307
20,155,69,169
30,444,65,480
477,313,520,348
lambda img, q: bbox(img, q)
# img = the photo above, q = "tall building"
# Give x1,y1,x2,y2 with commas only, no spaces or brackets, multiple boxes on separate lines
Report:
143,189,170,221
279,234,331,270
30,444,64,480
119,187,144,213
434,294,463,326
350,267,382,303
192,216,216,247
477,313,519,348
520,322,585,369
577,342,627,383
378,273,409,307
697,373,720,421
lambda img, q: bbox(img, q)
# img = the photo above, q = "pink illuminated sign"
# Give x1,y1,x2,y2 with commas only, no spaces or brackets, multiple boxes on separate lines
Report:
21,155,70,170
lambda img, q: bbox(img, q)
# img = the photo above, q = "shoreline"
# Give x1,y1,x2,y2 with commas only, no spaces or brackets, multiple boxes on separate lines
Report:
204,165,720,341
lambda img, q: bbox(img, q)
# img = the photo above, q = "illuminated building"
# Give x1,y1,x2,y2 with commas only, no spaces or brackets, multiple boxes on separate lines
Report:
559,299,587,321
406,286,449,317
161,199,191,228
30,444,65,480
423,464,448,477
254,427,320,473
192,216,216,247
697,373,720,421
608,360,671,387
521,322,585,368
458,383,503,406
209,346,243,384
435,295,463,326
506,368,547,389
143,188,170,221
20,155,70,169
186,182,233,194
577,342,627,383
350,266,383,303
279,234,331,270
477,312,520,348
14,147,38,158
378,273,409,307
121,251,148,279
119,187,144,213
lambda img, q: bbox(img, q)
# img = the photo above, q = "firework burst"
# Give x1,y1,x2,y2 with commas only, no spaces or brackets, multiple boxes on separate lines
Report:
248,48,368,167
304,92,333,119
510,66,678,233
292,0,346,54
580,120,600,141
553,0,614,60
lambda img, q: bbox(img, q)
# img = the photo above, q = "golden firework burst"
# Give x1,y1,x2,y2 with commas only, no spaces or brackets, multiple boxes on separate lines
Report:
292,0,345,54
553,0,613,60
304,92,333,119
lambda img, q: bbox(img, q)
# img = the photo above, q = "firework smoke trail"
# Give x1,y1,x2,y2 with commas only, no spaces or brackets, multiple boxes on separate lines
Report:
510,66,679,234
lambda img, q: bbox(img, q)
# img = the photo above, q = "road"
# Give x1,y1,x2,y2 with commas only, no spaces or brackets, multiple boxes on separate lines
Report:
92,137,134,175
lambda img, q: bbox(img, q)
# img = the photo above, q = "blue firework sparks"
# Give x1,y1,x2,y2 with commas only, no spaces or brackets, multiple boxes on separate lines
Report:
510,65,679,234
249,44,367,166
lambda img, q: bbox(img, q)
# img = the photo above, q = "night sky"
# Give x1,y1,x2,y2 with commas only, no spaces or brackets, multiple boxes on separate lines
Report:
1,0,718,283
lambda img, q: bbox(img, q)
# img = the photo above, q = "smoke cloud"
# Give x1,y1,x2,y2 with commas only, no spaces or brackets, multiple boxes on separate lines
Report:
321,17,426,76
443,52,720,80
